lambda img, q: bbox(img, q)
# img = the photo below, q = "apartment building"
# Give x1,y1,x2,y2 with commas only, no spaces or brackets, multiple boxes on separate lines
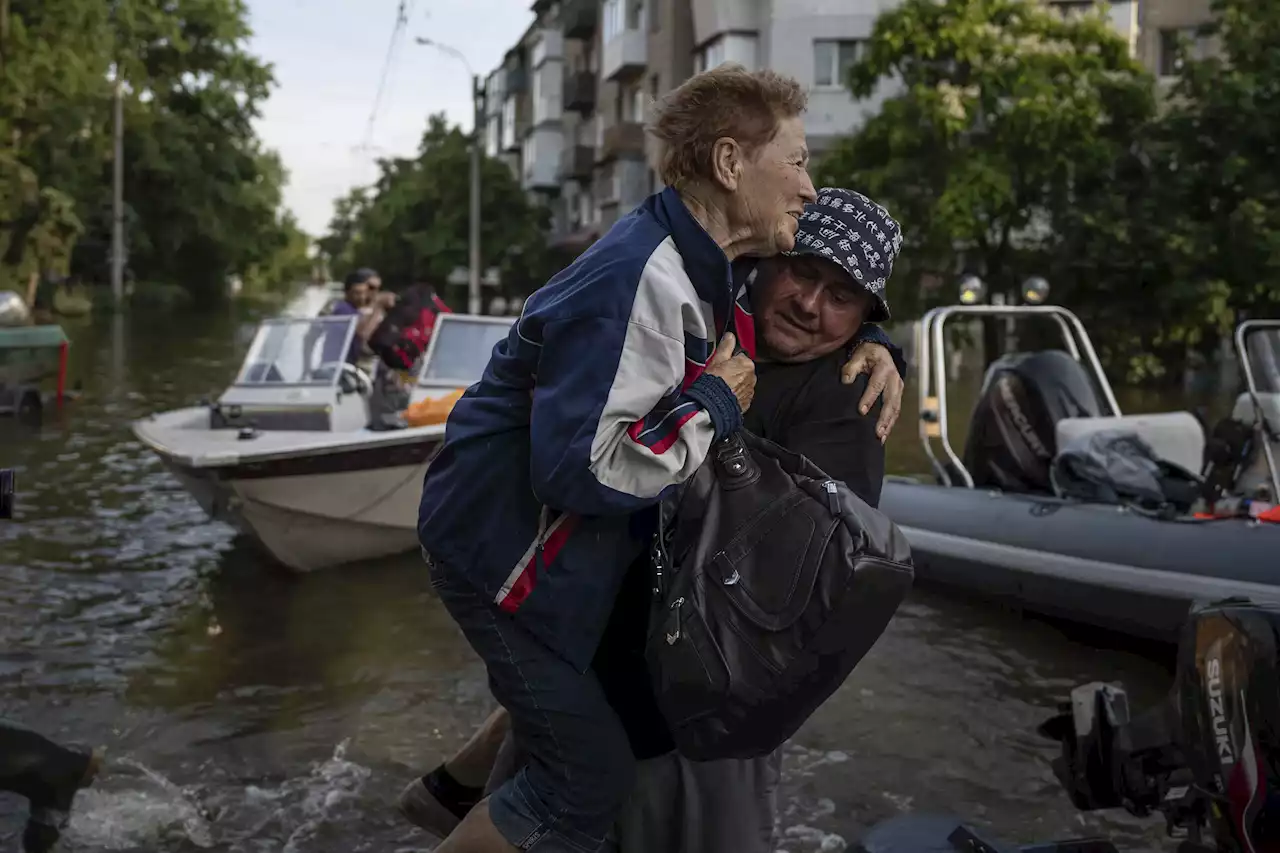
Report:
480,0,1213,252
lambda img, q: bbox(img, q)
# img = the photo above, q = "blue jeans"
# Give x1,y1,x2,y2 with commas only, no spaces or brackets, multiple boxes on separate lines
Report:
426,552,636,853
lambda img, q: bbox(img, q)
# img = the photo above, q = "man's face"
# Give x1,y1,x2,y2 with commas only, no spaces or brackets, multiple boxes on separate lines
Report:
346,281,370,307
755,255,873,362
368,276,382,293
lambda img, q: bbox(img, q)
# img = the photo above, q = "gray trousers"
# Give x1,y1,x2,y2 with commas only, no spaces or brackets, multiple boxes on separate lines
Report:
486,733,781,853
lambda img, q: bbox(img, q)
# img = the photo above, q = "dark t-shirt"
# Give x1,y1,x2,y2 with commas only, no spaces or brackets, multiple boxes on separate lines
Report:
323,299,362,364
591,351,886,759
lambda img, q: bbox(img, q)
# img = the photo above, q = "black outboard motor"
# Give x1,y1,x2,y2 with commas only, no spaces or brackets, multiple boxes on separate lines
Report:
1041,597,1280,853
963,350,1105,493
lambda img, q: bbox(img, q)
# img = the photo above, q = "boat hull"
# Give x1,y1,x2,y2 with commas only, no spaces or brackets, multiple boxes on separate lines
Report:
879,479,1280,643
135,408,444,572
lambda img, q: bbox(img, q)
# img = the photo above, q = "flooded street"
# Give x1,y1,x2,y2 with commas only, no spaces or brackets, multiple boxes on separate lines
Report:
0,305,1178,852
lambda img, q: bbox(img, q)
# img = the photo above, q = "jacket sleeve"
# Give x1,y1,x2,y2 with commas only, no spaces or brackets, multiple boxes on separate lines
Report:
528,315,741,517
851,323,907,379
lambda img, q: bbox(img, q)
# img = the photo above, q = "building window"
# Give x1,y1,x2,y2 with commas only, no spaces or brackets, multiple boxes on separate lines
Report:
603,0,624,41
1158,27,1208,77
629,85,646,122
627,0,645,31
813,39,864,88
695,38,727,74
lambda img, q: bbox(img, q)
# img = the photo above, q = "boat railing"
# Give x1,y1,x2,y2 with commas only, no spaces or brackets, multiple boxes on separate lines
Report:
1234,319,1280,502
917,304,1121,488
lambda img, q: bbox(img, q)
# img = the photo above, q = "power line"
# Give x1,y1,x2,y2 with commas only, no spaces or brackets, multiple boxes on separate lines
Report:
360,0,415,152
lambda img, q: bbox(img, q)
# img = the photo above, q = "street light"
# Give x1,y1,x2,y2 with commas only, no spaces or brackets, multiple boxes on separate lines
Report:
416,37,484,315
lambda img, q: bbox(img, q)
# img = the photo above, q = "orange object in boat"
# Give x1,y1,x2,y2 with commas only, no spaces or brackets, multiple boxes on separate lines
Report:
402,389,465,427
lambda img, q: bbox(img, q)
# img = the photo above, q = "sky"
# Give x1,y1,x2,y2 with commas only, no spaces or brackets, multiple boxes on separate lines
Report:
245,0,535,236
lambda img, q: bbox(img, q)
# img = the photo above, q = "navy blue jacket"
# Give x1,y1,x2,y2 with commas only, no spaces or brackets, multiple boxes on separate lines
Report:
418,188,895,671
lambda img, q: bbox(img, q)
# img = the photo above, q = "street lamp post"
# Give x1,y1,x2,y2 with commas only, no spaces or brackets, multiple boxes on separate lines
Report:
417,37,484,315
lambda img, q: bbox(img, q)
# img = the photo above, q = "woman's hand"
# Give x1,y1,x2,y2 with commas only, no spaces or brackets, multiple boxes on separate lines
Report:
841,342,903,444
704,332,756,412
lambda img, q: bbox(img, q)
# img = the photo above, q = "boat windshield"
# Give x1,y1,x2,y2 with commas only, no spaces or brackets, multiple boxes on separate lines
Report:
233,316,358,387
1245,326,1280,394
418,315,514,388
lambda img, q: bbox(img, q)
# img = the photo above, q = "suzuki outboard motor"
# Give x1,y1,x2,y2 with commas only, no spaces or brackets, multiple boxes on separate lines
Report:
1041,597,1280,853
963,350,1104,493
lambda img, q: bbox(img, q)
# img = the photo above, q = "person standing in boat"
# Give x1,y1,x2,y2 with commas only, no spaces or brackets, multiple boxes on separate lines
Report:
317,268,395,367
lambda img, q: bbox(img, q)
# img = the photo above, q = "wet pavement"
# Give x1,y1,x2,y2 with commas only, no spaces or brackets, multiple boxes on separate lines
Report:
0,301,1178,851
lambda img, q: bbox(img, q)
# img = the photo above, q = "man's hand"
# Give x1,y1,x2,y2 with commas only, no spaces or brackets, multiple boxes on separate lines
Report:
375,291,397,309
704,332,756,413
841,342,903,444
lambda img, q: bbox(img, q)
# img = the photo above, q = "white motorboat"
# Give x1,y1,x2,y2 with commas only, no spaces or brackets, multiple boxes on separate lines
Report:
133,312,514,571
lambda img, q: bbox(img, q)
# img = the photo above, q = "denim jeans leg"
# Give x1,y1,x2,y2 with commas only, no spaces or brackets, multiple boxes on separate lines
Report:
428,556,635,853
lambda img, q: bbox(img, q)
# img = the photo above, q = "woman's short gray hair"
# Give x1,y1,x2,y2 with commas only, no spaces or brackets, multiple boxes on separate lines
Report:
646,64,808,189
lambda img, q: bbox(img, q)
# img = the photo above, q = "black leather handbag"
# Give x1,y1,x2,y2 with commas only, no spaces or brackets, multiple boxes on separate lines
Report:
646,430,915,761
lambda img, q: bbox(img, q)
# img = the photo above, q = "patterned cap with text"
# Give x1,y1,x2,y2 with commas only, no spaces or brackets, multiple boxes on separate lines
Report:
785,187,902,322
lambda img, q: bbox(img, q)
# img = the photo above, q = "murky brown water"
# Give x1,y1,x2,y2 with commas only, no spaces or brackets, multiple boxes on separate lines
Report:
0,303,1188,851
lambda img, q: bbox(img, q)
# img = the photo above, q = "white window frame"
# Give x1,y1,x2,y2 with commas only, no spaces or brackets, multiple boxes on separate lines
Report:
813,39,865,89
603,0,625,41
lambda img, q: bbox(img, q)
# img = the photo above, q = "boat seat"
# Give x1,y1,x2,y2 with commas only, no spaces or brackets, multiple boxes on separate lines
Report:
1230,392,1280,498
1055,411,1205,476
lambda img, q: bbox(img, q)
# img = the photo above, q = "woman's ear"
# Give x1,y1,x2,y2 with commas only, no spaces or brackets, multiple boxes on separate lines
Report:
710,137,742,192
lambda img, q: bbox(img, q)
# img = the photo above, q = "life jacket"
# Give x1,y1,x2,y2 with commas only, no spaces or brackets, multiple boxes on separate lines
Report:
369,285,453,372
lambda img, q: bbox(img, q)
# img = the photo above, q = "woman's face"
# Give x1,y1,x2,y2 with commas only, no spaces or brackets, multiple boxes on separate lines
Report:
731,117,817,256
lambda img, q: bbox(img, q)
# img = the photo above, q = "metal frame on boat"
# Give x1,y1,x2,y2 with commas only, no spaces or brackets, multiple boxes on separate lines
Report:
915,304,1120,487
1234,319,1280,501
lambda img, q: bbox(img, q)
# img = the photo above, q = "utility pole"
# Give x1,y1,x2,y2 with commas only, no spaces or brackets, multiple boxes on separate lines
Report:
415,37,484,315
111,71,125,307
469,74,483,315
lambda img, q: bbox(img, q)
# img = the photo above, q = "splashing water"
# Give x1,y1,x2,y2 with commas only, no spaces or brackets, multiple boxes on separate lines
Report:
64,741,371,852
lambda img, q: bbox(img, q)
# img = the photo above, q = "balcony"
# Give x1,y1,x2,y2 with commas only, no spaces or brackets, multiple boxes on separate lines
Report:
559,145,595,182
531,28,564,67
598,121,646,163
562,0,598,40
505,64,529,94
600,27,646,81
563,70,597,114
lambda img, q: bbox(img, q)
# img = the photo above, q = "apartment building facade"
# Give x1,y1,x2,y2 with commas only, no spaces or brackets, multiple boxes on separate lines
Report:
481,0,1213,252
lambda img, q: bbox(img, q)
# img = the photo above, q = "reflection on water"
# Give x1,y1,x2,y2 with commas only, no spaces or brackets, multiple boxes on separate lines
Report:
0,305,1186,851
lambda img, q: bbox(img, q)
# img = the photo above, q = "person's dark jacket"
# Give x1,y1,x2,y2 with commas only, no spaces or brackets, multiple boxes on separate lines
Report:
595,360,894,759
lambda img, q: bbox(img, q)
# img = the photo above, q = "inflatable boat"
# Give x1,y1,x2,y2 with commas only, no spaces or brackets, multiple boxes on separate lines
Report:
880,308,1280,643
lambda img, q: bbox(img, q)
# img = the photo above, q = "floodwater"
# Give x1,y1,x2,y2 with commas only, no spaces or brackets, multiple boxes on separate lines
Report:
0,300,1189,852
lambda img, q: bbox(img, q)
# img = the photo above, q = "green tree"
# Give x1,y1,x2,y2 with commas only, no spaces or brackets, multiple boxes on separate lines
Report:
325,115,558,307
814,0,1167,374
1150,0,1280,348
0,0,304,306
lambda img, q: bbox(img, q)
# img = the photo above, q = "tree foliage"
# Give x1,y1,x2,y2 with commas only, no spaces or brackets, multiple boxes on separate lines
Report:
817,0,1280,384
0,0,307,305
319,115,561,306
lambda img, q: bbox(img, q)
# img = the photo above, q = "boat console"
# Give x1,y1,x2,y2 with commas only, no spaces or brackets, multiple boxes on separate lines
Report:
212,315,371,433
